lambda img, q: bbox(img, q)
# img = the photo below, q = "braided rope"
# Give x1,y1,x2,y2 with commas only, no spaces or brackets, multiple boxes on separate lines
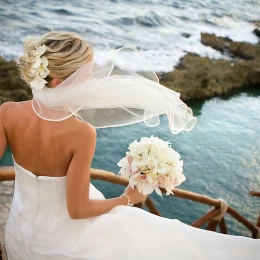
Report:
213,198,228,221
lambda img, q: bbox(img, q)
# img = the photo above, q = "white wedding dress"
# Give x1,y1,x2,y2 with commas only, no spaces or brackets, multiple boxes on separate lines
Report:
5,158,260,260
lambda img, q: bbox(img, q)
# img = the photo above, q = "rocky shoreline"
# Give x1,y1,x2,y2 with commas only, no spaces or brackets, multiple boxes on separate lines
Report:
0,31,260,105
0,57,32,105
159,30,260,101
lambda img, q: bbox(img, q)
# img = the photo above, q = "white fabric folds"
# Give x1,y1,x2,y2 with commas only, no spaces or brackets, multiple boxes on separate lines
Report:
32,46,197,134
5,157,260,260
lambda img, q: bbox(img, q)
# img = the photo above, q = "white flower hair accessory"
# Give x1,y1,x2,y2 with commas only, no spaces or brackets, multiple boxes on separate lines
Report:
27,45,50,90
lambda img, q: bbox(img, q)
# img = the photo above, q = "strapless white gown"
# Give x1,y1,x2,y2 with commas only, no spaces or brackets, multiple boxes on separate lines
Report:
5,159,260,260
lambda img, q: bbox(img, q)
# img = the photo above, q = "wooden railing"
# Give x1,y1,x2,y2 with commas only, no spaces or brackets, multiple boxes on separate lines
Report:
0,166,259,239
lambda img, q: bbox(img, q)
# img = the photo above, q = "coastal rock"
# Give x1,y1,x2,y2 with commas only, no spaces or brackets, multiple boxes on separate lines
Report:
0,57,32,105
253,28,260,38
201,33,225,52
159,32,260,101
160,53,260,101
229,42,257,59
251,21,260,28
182,33,191,38
201,33,260,59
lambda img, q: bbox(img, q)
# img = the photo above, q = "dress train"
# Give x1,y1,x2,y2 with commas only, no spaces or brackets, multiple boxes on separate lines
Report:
5,158,260,260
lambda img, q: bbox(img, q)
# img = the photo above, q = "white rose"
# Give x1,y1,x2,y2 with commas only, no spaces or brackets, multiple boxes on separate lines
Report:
168,149,181,162
147,156,157,170
162,151,170,163
129,140,143,157
149,145,162,157
140,137,151,147
149,136,164,147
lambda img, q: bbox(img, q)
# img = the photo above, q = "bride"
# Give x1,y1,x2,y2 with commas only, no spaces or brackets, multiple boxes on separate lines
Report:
0,31,259,260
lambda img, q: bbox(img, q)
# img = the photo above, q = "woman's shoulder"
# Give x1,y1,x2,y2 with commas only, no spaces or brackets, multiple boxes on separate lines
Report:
75,120,96,139
64,119,97,161
0,101,16,112
0,101,31,121
0,100,30,112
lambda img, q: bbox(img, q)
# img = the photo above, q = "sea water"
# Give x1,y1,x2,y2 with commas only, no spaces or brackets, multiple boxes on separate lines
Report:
1,88,260,236
0,0,259,236
0,0,259,73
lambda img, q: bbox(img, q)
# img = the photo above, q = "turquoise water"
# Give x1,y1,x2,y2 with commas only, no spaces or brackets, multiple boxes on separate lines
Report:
1,88,259,236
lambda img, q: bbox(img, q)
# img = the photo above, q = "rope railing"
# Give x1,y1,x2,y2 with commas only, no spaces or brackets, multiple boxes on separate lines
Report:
0,166,259,239
219,218,228,234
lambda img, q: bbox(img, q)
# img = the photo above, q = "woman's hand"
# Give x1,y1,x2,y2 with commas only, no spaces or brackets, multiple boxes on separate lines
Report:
124,184,144,205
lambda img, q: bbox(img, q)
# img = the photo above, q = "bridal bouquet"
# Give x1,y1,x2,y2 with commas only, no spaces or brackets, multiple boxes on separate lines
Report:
117,136,186,197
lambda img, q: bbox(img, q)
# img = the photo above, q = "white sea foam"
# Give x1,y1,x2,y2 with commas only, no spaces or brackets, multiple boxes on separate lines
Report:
0,0,259,73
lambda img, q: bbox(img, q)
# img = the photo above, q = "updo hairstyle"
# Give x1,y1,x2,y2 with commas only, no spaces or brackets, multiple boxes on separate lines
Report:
17,31,93,87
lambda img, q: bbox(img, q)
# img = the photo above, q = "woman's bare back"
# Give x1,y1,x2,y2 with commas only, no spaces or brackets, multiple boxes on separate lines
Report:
2,100,93,177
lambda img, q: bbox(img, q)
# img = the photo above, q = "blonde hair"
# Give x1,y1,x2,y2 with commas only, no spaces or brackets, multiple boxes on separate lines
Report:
17,31,93,87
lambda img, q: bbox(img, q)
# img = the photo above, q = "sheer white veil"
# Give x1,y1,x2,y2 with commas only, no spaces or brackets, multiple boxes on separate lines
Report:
32,46,197,134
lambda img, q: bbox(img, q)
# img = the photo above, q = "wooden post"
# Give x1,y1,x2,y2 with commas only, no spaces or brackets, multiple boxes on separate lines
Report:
251,215,260,239
256,215,260,228
219,218,228,234
145,197,162,216
134,195,149,208
227,207,259,236
191,208,220,228
206,220,219,231
134,202,143,208
250,190,260,238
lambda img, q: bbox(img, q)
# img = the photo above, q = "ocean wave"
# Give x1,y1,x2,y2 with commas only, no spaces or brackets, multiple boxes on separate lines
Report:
107,10,171,27
0,0,259,73
136,10,168,27
50,8,75,16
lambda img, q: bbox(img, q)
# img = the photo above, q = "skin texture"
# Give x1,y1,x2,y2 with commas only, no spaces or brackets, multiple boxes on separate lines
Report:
0,100,144,219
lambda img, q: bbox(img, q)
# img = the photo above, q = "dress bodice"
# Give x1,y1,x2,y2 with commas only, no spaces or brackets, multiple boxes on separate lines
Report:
6,158,105,259
12,158,105,222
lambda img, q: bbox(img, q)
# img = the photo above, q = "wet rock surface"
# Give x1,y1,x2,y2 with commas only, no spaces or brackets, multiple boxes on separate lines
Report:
200,32,260,59
160,32,260,101
160,53,260,101
0,57,32,105
253,28,260,38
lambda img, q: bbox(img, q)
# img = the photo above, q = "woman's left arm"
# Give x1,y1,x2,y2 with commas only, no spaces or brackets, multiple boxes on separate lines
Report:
0,103,8,159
